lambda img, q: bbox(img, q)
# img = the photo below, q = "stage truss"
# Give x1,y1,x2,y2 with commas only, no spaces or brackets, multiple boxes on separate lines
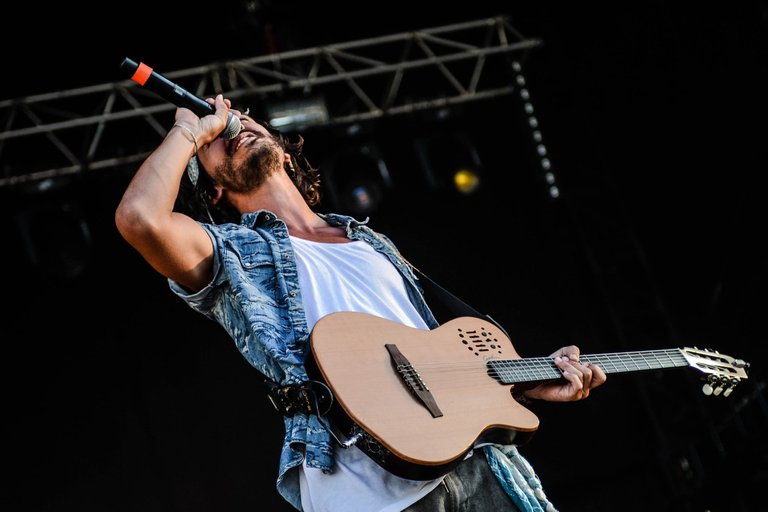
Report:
0,16,541,189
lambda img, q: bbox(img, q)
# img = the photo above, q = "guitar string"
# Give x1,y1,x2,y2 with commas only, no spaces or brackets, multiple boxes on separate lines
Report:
393,349,689,389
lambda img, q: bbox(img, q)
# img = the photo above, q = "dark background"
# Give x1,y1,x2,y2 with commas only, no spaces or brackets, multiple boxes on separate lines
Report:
2,2,766,511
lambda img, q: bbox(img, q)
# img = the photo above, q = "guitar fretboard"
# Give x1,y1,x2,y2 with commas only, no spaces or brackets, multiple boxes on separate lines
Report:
487,348,689,385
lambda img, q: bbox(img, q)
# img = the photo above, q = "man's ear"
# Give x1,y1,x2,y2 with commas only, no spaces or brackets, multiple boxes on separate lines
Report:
210,186,225,205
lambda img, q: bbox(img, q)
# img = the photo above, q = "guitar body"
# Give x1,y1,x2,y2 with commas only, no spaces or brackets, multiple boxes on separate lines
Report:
307,311,539,480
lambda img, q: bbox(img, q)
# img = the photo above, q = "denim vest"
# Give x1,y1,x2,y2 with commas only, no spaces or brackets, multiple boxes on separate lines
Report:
168,210,553,512
168,211,438,510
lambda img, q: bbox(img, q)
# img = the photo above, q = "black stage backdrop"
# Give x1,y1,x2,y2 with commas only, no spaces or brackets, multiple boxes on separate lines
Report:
1,2,766,511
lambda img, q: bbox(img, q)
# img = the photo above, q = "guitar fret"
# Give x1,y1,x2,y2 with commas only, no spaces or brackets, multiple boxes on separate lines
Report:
582,349,687,374
489,357,561,384
489,349,690,384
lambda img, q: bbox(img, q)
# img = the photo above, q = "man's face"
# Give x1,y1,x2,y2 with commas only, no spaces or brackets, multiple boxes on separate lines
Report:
197,116,284,193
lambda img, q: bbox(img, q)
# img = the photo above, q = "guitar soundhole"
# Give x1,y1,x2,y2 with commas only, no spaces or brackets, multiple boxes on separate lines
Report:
457,328,503,356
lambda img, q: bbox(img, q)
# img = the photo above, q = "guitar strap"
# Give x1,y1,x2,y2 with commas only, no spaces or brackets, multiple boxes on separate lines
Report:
413,267,511,340
373,232,512,339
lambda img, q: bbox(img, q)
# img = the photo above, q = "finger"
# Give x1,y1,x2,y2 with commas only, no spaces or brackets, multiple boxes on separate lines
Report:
560,368,584,397
580,364,593,395
559,357,596,399
557,356,586,375
557,345,580,362
586,363,607,388
579,361,592,385
555,357,584,397
214,95,232,122
549,346,568,359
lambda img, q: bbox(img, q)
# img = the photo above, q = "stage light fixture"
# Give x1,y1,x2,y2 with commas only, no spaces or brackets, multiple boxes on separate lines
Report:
342,179,383,215
413,130,485,195
511,60,560,199
265,96,329,132
321,143,392,216
453,168,481,194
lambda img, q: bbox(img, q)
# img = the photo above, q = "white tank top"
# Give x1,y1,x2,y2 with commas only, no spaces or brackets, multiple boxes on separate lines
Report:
290,236,444,512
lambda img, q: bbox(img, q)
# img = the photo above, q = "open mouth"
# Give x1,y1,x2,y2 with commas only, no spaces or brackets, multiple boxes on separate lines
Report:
226,130,256,156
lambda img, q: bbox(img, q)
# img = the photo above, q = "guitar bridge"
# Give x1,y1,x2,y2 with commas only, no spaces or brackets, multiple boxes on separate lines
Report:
385,344,443,418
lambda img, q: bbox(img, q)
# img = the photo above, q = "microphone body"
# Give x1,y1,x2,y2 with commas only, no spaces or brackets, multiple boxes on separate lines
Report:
120,57,241,140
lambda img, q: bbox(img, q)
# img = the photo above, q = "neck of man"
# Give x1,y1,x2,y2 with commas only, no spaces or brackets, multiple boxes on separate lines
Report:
227,170,330,234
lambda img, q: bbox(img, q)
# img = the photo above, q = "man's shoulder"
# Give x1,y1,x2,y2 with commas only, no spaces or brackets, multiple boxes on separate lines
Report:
200,221,272,245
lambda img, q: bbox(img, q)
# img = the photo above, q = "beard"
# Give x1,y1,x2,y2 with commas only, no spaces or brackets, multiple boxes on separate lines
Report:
213,137,284,193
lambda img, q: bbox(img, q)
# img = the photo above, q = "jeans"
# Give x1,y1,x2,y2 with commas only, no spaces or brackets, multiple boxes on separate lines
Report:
402,452,521,512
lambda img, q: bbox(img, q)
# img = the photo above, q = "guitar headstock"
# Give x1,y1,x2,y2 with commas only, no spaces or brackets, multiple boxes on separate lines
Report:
681,347,750,397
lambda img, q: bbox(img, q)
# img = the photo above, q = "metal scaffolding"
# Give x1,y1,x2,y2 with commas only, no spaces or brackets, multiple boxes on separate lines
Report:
0,16,541,189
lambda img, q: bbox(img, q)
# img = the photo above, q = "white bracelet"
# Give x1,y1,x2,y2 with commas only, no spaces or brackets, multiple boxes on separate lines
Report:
173,123,199,154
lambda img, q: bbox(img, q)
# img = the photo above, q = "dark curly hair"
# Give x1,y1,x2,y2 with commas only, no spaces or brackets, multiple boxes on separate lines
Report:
174,120,322,225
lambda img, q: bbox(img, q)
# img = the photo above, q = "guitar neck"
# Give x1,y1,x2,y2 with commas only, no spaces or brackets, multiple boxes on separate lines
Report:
489,348,689,385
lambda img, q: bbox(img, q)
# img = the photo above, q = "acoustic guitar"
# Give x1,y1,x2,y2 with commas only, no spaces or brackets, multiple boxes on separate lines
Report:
307,311,750,480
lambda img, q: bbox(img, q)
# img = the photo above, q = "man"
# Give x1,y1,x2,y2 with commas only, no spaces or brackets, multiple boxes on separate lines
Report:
115,94,606,511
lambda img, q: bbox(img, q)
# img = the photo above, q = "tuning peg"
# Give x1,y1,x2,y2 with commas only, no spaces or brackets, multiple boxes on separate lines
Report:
702,374,718,395
713,385,724,396
723,378,741,397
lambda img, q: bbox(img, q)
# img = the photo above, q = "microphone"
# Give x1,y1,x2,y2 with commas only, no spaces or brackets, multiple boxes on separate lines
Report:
120,57,242,140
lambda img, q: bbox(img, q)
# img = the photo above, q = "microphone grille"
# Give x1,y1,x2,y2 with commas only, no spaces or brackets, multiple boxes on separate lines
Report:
221,113,242,140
